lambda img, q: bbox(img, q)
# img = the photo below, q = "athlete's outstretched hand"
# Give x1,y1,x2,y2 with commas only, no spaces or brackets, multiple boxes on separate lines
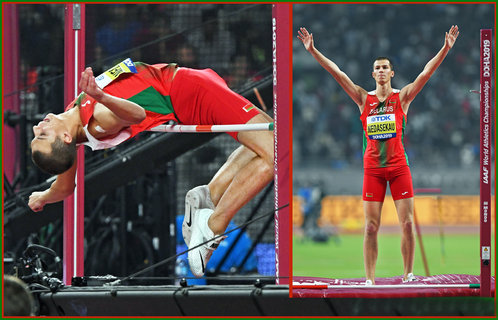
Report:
79,67,105,102
29,191,48,212
444,25,459,50
297,27,315,52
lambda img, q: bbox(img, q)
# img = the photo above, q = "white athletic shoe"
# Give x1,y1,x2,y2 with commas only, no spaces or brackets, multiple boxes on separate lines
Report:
402,273,417,283
182,185,215,246
187,208,226,277
364,279,373,286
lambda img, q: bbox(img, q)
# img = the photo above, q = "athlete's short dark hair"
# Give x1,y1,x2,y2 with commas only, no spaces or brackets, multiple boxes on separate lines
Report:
32,136,76,175
373,57,394,71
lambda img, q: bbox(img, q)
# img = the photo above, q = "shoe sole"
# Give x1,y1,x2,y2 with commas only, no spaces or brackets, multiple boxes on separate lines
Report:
188,246,212,277
188,236,225,277
182,190,202,246
187,209,215,278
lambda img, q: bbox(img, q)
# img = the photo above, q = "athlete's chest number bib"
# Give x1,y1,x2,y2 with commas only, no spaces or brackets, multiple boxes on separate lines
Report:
367,114,396,139
95,58,138,89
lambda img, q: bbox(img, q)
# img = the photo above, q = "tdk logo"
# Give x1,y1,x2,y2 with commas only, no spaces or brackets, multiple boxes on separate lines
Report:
370,114,394,122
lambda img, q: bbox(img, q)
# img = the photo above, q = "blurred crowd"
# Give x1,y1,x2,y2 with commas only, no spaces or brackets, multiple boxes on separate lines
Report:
85,4,270,88
16,3,271,119
87,4,271,87
293,3,494,170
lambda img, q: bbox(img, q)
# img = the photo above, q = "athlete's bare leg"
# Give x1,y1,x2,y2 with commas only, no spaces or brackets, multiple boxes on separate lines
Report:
394,197,415,280
363,201,383,284
208,146,258,206
207,113,274,235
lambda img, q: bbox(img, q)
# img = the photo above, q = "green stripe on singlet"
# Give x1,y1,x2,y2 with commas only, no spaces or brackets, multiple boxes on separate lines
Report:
401,115,410,166
362,133,368,156
75,93,84,106
127,86,174,115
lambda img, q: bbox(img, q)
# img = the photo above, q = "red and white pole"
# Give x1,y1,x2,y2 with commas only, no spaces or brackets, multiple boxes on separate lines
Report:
63,4,85,285
479,29,492,297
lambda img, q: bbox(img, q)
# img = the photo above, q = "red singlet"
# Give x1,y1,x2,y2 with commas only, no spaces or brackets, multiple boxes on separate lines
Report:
360,90,413,201
66,62,261,148
360,90,408,168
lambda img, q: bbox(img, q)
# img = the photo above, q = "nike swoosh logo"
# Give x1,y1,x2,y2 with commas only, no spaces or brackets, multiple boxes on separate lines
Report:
199,252,205,274
185,207,192,227
402,192,408,195
370,103,378,106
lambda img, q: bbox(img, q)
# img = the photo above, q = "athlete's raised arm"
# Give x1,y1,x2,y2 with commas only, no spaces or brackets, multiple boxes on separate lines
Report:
400,25,459,112
79,67,146,126
298,27,367,111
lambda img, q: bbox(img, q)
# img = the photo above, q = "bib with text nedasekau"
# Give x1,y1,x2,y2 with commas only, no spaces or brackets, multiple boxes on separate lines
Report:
366,114,396,139
95,58,138,89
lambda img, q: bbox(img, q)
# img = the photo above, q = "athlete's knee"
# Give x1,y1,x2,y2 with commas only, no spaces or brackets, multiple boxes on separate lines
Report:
237,123,274,167
400,220,414,235
260,133,274,167
365,221,379,235
227,145,256,164
226,147,241,162
257,157,274,181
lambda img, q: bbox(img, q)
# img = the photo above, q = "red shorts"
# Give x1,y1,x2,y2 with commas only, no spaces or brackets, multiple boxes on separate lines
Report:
169,67,261,140
362,165,414,201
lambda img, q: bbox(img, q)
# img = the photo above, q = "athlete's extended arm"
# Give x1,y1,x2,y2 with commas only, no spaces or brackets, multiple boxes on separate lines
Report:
28,161,77,212
79,67,146,125
298,27,367,110
400,25,459,110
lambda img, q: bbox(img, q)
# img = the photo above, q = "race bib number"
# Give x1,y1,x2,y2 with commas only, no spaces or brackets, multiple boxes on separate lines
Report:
95,58,138,89
367,114,396,139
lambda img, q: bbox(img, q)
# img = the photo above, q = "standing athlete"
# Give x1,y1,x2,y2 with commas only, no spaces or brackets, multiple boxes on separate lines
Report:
298,25,459,284
28,60,274,278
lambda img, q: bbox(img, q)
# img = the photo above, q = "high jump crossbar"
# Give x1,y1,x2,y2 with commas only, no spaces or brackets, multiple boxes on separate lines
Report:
479,29,492,298
148,122,274,133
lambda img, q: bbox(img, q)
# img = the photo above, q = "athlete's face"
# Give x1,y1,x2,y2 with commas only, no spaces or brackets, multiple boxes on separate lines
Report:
372,60,394,84
31,113,70,154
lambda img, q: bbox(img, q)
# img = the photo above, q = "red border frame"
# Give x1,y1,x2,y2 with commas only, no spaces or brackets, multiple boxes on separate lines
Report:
479,28,493,298
272,3,292,287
